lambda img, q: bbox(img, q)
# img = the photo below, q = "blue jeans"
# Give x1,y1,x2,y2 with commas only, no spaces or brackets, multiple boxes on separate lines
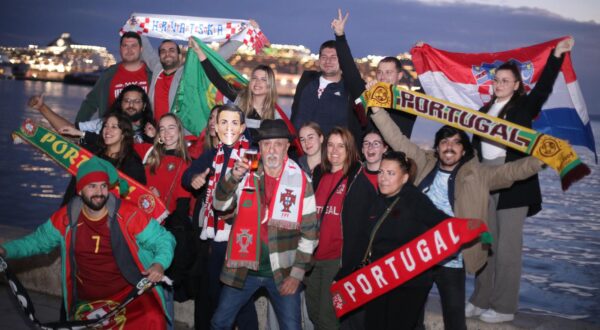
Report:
211,275,301,330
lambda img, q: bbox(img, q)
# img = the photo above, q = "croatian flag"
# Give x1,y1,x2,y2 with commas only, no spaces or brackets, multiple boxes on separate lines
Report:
411,37,596,160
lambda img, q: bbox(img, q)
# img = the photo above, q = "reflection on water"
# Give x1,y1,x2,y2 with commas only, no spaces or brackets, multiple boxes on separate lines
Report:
0,80,599,324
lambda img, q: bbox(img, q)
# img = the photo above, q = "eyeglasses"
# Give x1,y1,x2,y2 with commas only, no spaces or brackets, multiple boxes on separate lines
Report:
362,141,383,149
492,79,516,86
122,98,143,105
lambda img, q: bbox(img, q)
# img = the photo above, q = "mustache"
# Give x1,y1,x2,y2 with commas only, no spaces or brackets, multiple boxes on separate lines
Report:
442,149,457,155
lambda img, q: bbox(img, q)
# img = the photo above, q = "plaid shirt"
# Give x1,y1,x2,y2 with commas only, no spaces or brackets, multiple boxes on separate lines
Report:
214,162,318,289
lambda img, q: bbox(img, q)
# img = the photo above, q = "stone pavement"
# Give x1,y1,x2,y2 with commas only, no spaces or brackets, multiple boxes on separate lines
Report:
1,284,597,330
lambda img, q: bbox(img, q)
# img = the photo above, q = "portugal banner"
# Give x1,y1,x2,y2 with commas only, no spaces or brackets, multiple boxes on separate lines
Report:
172,37,302,153
361,83,590,191
121,13,270,52
12,119,168,223
330,218,488,317
410,37,596,161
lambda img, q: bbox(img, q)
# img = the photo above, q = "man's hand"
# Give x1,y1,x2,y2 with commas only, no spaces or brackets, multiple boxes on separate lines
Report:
28,95,45,110
365,80,379,91
279,276,301,296
331,9,349,37
191,168,211,190
371,106,384,114
188,36,207,61
249,19,260,30
231,158,250,182
554,37,574,58
142,263,165,283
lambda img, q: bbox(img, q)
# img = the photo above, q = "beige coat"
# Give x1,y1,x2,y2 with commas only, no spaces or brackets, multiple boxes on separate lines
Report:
371,110,543,273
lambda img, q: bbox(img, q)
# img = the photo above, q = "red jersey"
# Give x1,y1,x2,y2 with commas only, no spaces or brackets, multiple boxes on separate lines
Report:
153,71,175,123
108,63,149,108
314,170,347,260
145,154,191,214
74,210,131,302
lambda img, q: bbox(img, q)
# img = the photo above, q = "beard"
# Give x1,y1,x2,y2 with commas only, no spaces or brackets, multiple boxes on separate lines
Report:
82,194,108,211
263,154,282,169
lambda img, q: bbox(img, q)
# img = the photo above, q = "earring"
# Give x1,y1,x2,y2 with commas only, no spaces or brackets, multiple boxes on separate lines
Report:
158,137,164,144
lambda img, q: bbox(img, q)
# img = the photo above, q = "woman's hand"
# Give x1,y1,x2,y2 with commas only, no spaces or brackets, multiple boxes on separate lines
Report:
554,37,574,58
188,36,207,61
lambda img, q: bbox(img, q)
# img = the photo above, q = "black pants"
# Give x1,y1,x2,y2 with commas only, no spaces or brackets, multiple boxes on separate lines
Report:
365,284,432,330
416,266,466,330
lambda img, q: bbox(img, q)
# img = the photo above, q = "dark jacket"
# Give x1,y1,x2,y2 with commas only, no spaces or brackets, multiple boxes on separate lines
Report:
336,166,380,280
472,52,564,216
290,38,364,147
366,184,448,287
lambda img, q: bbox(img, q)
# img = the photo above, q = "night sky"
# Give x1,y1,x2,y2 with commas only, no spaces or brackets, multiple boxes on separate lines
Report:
2,0,599,115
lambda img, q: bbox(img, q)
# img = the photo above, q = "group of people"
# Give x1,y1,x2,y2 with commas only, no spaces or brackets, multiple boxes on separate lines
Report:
0,9,575,330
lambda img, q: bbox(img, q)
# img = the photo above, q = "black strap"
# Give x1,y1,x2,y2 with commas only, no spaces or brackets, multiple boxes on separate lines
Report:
360,195,402,266
317,174,348,225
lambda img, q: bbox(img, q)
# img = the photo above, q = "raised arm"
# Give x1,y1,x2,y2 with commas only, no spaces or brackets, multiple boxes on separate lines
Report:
523,37,573,118
29,95,76,131
188,37,239,101
332,9,366,100
140,34,161,72
485,156,544,191
370,107,429,173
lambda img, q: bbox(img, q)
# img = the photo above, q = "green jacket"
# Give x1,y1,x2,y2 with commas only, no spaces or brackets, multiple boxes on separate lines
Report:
1,194,175,320
75,63,152,123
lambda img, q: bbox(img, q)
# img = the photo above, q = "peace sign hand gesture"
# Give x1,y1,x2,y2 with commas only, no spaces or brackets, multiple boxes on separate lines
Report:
331,8,349,37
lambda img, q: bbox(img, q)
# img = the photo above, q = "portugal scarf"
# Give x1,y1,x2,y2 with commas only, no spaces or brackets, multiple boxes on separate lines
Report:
200,137,250,242
121,13,269,52
330,218,488,317
360,83,590,190
12,119,168,223
226,158,306,269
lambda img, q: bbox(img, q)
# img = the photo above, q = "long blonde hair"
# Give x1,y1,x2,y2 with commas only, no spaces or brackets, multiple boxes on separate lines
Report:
236,65,277,120
146,114,191,174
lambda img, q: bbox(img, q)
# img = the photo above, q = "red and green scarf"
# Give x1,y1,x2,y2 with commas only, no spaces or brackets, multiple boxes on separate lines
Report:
12,119,168,223
226,158,306,269
330,218,488,317
200,137,250,241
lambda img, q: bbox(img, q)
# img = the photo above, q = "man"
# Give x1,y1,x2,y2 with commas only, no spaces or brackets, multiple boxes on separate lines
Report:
370,106,544,329
75,32,152,123
332,9,417,137
0,158,175,329
290,12,363,139
136,20,258,123
182,104,259,330
210,119,318,330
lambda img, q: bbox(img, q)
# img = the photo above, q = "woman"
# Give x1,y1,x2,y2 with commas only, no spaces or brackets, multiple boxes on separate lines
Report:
298,122,324,177
305,127,360,330
145,113,192,214
145,113,194,308
188,37,279,140
363,151,448,329
58,112,146,205
467,37,574,323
